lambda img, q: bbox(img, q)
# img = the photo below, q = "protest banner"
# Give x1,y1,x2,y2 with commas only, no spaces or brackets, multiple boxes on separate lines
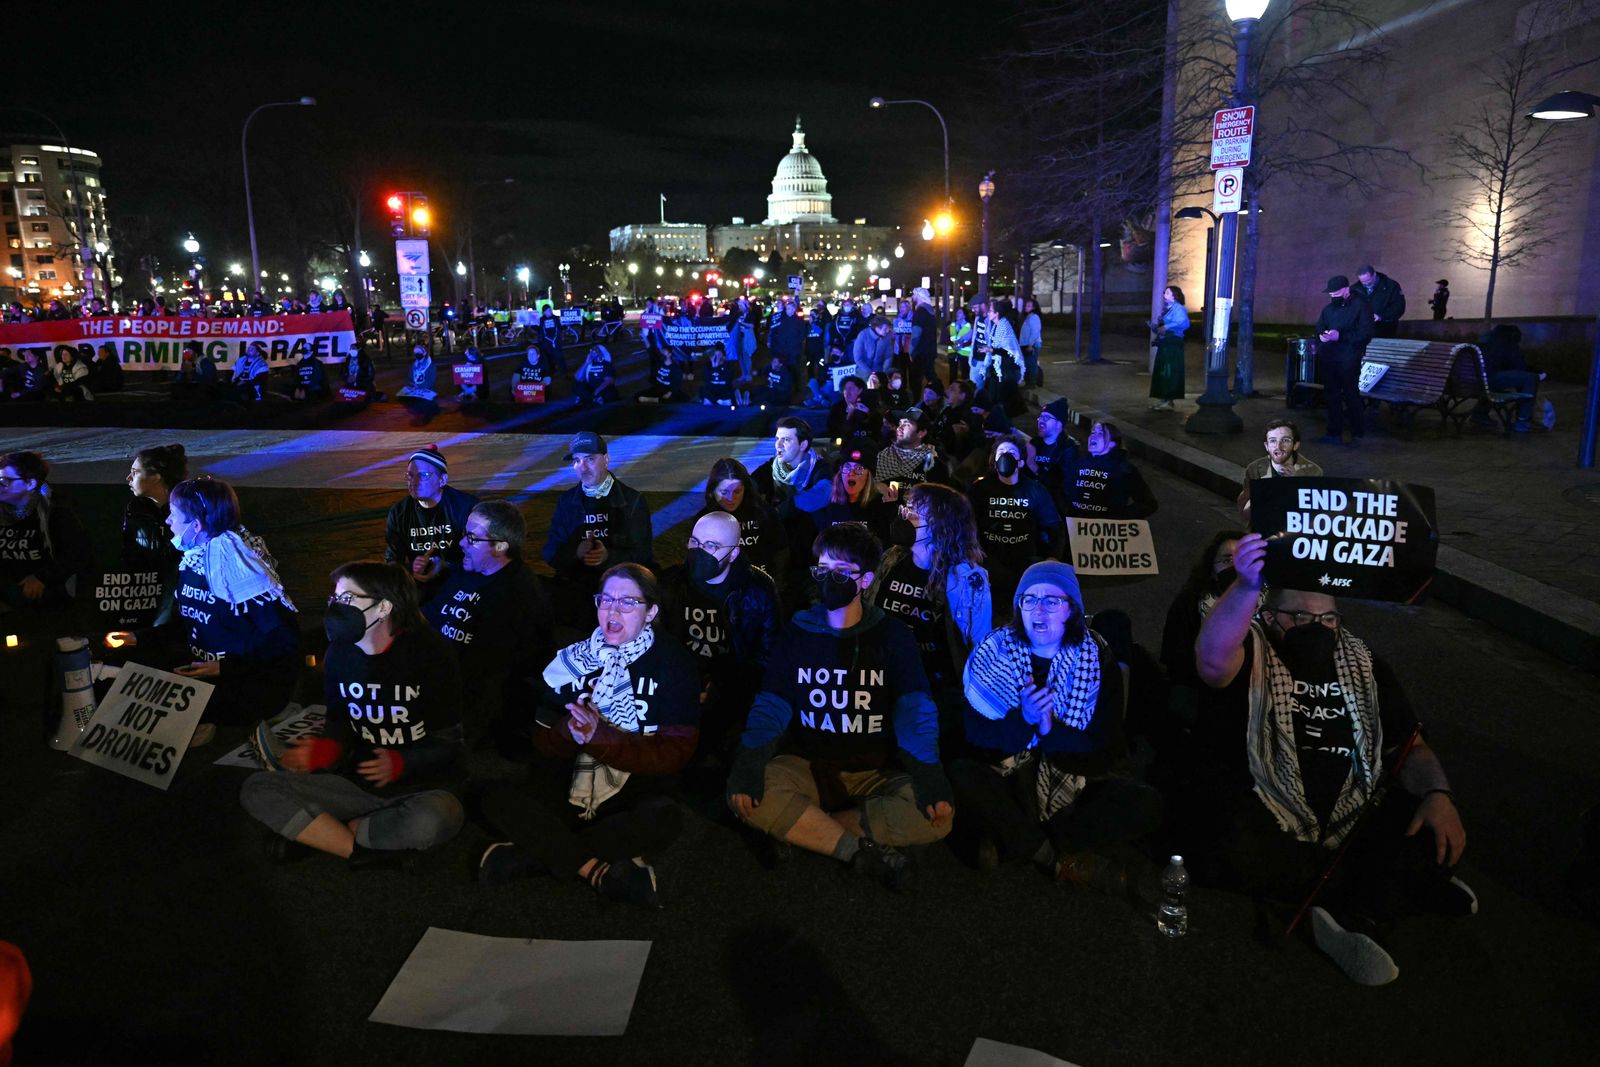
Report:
1357,361,1389,393
214,705,327,769
452,364,484,386
513,381,546,404
92,569,165,631
1066,519,1159,576
0,312,358,372
559,308,584,326
1249,476,1437,601
336,387,370,404
829,362,860,393
661,321,730,349
69,662,213,789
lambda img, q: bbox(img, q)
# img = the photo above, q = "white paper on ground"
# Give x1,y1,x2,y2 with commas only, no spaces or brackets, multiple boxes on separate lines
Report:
369,928,652,1036
966,1037,1084,1067
213,704,327,768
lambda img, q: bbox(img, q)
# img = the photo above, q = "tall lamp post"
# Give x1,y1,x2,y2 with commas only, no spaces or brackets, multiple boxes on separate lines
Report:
1186,0,1267,436
1528,89,1600,467
978,172,995,303
182,234,202,300
241,97,316,287
870,96,950,318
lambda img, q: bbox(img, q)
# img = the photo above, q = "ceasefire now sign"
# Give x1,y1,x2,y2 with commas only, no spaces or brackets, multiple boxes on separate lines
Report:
1210,106,1255,169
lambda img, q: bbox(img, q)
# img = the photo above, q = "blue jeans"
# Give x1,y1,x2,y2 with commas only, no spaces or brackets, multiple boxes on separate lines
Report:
240,770,464,850
1487,369,1538,422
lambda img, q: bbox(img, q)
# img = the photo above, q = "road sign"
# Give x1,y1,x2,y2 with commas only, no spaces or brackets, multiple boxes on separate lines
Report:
1210,106,1255,169
1213,167,1244,214
404,307,427,330
395,239,432,312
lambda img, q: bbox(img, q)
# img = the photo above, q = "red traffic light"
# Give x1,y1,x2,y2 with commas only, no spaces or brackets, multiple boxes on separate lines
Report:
386,194,404,212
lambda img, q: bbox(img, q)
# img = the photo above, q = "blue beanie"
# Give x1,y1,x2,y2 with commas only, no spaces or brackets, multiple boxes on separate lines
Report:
1016,559,1083,611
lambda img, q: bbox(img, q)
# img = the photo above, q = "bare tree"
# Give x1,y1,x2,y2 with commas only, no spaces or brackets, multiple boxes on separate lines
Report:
1432,36,1580,323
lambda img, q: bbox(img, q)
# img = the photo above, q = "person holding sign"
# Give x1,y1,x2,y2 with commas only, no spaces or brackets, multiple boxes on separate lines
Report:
727,524,954,893
384,446,479,599
475,564,701,907
1192,532,1473,986
952,561,1160,886
241,561,465,869
1066,422,1157,519
116,477,299,747
1312,276,1374,445
397,344,438,404
541,432,656,618
967,436,1066,604
1237,419,1322,519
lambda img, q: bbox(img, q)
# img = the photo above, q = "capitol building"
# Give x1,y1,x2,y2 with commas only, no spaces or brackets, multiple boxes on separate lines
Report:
609,117,896,268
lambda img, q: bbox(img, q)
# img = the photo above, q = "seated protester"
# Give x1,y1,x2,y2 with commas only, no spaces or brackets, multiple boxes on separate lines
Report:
865,483,992,736
1066,421,1157,519
871,368,913,413
3,350,50,402
698,346,738,407
424,501,553,746
241,561,466,869
122,444,189,627
657,511,781,761
344,344,377,395
1030,399,1080,516
517,344,552,387
115,477,299,746
953,561,1161,885
635,340,687,403
751,350,794,410
726,524,955,892
751,417,834,603
1237,418,1322,519
291,349,329,401
396,344,437,402
0,452,95,636
826,375,877,454
934,379,984,464
1193,533,1472,986
967,435,1066,605
383,446,479,598
873,408,944,490
454,343,486,404
541,432,656,618
232,342,271,402
813,447,896,544
694,457,788,577
476,564,701,907
51,350,93,402
573,343,619,406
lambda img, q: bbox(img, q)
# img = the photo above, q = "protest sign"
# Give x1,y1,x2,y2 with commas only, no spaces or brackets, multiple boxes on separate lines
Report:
661,321,730,349
336,387,370,404
638,313,663,330
513,381,546,404
1357,361,1389,393
93,569,165,631
829,362,861,393
214,705,326,769
1066,519,1159,575
1249,477,1437,601
559,308,584,326
69,662,212,789
0,312,358,372
893,320,913,335
452,364,484,386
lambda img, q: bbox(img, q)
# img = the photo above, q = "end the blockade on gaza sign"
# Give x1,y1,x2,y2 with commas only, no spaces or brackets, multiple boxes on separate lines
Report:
1248,477,1438,602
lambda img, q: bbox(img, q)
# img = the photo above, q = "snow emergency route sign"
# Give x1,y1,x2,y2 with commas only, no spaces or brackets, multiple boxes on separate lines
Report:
1210,106,1255,169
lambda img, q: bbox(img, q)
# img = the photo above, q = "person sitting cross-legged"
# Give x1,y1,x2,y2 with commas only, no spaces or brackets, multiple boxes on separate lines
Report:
726,523,955,892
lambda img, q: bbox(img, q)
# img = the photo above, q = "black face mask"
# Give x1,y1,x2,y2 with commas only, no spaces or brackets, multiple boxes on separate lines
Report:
1211,567,1237,593
1277,621,1337,673
686,547,729,586
815,570,861,610
995,453,1020,477
888,517,922,548
324,602,378,644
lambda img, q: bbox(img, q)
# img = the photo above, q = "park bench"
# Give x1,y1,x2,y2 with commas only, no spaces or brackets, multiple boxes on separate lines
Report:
1361,339,1488,435
1442,344,1537,435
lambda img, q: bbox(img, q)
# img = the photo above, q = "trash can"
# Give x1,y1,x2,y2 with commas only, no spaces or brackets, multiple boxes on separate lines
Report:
1286,337,1318,405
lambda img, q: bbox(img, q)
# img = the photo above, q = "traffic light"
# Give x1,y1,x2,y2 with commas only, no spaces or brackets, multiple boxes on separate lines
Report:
386,194,406,237
410,195,431,237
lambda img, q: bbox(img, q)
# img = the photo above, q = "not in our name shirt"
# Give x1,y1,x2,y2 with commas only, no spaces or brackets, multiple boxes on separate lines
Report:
676,582,732,666
0,511,47,582
875,556,955,690
540,634,702,735
322,626,464,792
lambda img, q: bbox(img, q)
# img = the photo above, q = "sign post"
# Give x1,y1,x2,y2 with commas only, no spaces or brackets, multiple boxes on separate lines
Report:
395,238,432,340
1212,167,1244,215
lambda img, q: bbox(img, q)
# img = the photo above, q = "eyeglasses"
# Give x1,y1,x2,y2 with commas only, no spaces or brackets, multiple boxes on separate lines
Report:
810,565,861,582
0,476,22,486
1266,609,1342,629
461,533,502,547
327,592,375,607
1018,594,1071,613
686,536,729,554
595,594,647,612
404,468,440,482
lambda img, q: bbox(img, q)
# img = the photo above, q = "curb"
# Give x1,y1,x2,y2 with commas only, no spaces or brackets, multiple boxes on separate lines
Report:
1061,397,1600,673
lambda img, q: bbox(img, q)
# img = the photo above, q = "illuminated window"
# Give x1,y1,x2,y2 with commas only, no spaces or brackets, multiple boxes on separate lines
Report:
29,222,50,233
38,269,56,280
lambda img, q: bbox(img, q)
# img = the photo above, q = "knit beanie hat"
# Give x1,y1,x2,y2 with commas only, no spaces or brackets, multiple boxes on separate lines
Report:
1016,559,1083,611
409,446,447,475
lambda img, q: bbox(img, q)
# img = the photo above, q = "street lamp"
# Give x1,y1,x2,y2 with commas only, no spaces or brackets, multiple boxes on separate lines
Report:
1174,206,1221,349
870,95,951,317
241,96,316,286
455,261,467,276
358,250,370,268
183,234,200,256
1187,0,1267,436
978,172,995,302
922,219,936,241
1528,89,1600,466
753,267,765,280
894,243,904,259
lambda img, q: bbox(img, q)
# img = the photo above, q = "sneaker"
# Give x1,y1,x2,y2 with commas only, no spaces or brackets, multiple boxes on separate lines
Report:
1310,906,1399,986
593,859,659,907
248,719,287,771
851,838,914,892
1054,850,1127,894
188,723,216,749
1416,874,1479,916
476,841,542,885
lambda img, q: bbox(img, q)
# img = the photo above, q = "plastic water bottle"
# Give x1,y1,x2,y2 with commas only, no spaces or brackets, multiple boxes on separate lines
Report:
1157,855,1190,938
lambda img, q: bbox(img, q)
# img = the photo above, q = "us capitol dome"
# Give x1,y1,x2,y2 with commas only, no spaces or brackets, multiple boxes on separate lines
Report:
764,116,836,225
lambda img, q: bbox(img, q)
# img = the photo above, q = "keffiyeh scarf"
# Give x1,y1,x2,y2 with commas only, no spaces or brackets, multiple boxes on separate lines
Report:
542,626,656,818
180,527,296,611
965,626,1101,733
1246,625,1382,846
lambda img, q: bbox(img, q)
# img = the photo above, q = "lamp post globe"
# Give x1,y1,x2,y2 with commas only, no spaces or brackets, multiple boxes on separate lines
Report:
183,234,200,255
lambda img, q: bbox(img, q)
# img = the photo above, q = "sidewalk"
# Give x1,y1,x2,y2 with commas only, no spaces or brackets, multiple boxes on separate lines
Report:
1036,336,1600,670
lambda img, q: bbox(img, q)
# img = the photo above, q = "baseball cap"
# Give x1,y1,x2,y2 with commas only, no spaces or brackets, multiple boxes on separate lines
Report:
1325,275,1350,293
892,408,932,432
564,431,608,459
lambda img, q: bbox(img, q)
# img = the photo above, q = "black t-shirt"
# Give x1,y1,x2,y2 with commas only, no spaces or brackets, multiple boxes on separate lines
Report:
584,352,611,383
671,581,732,667
388,497,464,564
423,559,551,680
875,556,954,690
323,627,464,792
539,634,702,736
968,476,1051,571
0,510,48,584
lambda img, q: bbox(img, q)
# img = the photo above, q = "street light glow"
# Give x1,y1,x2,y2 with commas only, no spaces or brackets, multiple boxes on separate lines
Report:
228,262,243,274
1528,90,1597,121
516,266,530,283
655,265,665,276
1224,0,1270,21
894,244,905,258
935,212,955,234
320,277,336,292
627,262,639,275
358,251,371,268
922,220,936,241
182,234,200,255
753,267,765,280
456,262,467,276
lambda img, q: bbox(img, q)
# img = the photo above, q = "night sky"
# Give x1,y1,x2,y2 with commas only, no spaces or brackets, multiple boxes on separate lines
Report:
14,1,1021,276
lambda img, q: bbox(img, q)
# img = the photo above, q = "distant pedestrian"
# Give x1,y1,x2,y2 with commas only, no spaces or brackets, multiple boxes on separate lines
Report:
1148,285,1190,411
1019,297,1044,388
1429,279,1450,321
1356,264,1406,339
1313,275,1373,444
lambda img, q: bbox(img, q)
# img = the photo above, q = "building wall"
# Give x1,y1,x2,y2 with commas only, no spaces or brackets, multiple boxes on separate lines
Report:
1167,0,1600,327
710,222,898,264
2,143,110,300
607,222,709,261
